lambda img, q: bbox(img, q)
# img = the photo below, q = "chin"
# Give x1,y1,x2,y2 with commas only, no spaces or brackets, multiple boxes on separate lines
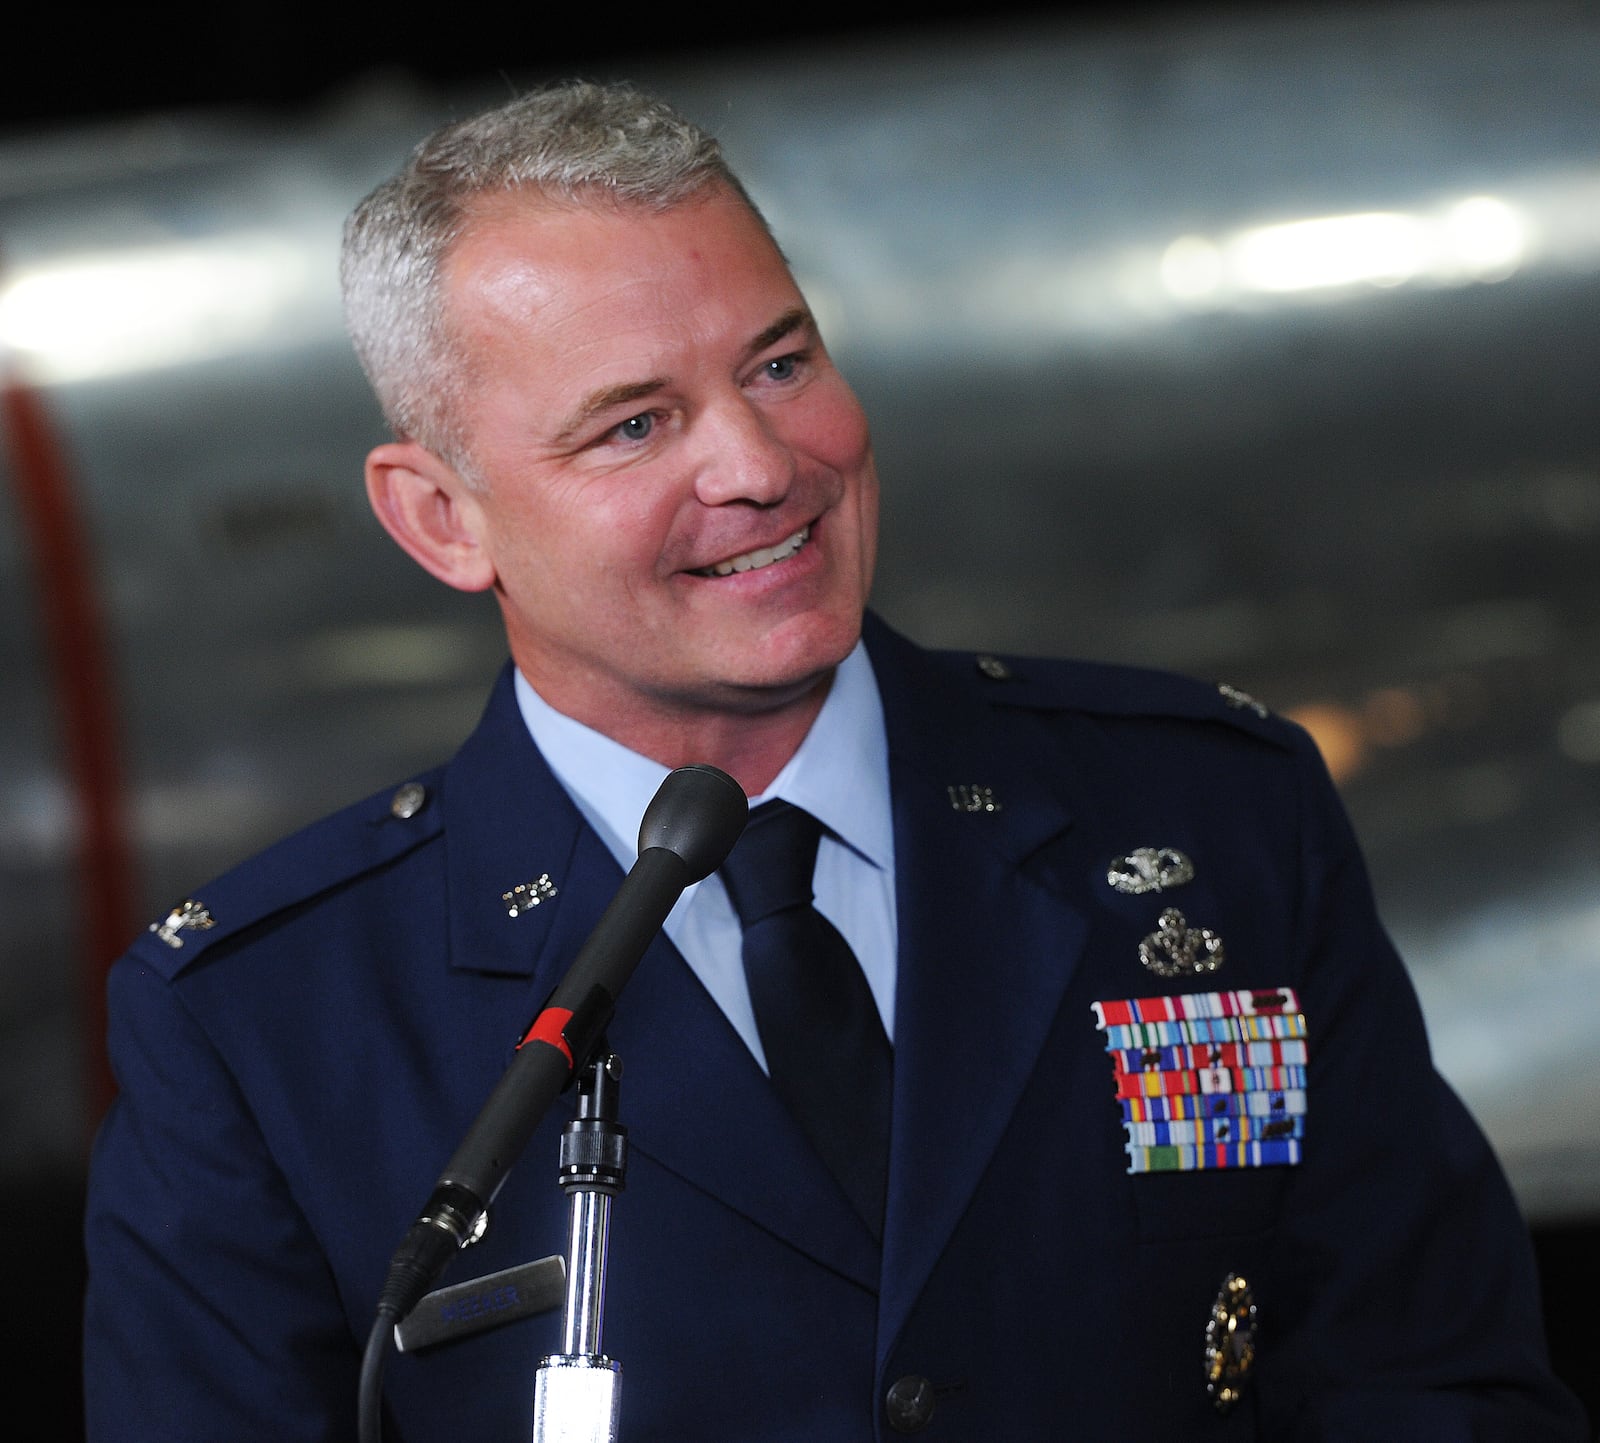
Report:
761,608,862,680
693,631,855,713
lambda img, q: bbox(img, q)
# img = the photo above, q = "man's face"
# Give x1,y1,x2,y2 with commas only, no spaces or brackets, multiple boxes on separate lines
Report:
439,187,879,735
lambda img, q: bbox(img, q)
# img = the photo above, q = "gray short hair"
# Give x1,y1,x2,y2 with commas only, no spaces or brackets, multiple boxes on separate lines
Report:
341,81,761,481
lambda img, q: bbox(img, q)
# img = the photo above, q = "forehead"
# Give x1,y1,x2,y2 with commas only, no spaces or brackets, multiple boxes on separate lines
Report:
440,186,792,336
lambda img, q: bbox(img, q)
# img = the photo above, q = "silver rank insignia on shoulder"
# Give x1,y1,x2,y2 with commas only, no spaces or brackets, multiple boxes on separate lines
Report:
947,784,1002,813
1205,1273,1258,1413
502,875,558,917
150,899,216,950
1139,908,1225,978
1108,846,1194,895
1217,682,1269,718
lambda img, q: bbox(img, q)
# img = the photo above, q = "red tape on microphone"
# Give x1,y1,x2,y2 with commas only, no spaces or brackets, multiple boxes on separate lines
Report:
519,1008,574,1067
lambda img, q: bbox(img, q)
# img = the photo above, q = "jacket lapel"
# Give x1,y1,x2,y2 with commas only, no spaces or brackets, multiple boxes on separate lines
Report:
443,665,600,988
865,620,1093,1352
440,666,880,1290
605,932,884,1287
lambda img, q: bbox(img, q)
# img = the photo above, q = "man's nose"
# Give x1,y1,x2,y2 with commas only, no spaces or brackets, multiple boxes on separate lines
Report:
691,396,798,506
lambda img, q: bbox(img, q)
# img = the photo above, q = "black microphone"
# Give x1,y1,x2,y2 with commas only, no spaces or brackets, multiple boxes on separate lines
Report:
376,763,748,1325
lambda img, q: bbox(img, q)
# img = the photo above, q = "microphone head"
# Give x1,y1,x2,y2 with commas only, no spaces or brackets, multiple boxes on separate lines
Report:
638,764,749,882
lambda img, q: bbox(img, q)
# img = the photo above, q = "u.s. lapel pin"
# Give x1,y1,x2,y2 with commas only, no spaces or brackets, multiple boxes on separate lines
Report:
1205,1273,1258,1413
150,898,216,950
1107,846,1194,895
947,784,1002,813
1139,908,1225,978
502,874,559,917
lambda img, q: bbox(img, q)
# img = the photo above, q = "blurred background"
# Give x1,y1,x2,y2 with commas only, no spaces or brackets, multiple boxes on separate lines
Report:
4,0,1597,1432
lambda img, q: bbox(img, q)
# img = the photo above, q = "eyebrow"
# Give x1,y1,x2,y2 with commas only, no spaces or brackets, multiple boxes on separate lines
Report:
551,378,667,446
550,307,816,446
745,306,813,361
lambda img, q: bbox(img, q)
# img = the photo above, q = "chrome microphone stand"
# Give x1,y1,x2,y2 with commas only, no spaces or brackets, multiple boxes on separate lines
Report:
532,1048,628,1443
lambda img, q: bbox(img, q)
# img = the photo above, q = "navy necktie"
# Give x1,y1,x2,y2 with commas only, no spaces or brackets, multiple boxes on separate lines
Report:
720,800,892,1239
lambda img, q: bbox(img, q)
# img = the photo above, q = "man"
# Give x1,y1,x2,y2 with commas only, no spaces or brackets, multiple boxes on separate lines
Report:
84,82,1586,1441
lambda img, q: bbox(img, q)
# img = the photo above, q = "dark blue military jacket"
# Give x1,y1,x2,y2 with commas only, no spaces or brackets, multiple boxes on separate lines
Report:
84,616,1586,1441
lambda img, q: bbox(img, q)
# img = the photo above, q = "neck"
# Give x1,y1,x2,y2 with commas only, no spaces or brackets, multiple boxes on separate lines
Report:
636,691,828,798
521,671,834,799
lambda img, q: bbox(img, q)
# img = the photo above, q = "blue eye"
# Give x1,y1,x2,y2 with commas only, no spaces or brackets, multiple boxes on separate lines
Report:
765,355,798,381
615,412,654,442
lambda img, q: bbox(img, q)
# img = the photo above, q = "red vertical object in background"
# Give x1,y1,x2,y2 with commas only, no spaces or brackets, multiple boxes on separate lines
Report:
2,371,139,1132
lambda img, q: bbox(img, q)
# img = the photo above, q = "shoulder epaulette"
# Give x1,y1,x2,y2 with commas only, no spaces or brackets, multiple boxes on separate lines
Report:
949,648,1303,752
127,770,447,980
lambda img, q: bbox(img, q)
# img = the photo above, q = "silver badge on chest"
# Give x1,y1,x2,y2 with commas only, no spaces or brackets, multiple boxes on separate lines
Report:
1139,908,1225,978
1107,847,1194,895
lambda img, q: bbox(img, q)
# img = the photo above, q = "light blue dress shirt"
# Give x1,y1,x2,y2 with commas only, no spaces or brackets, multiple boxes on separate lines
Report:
513,643,897,1071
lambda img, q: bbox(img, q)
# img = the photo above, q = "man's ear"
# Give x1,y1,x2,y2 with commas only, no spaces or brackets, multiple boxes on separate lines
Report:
365,441,497,593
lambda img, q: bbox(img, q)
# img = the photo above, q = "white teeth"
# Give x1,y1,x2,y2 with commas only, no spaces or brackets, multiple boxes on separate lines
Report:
698,525,810,577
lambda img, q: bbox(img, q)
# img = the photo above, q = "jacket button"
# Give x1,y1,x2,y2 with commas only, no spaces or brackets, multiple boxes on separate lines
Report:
884,1374,935,1433
390,782,428,819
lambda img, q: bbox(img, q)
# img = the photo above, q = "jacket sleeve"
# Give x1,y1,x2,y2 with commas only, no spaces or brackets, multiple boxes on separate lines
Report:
84,955,360,1443
1262,734,1588,1440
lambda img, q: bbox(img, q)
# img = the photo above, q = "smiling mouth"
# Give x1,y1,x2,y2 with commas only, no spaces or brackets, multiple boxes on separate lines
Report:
693,524,811,578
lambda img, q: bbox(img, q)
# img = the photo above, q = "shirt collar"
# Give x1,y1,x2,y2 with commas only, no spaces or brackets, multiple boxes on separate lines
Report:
513,642,892,875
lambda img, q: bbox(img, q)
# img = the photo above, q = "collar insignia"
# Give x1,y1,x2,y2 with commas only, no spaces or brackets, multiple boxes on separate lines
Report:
502,874,558,917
